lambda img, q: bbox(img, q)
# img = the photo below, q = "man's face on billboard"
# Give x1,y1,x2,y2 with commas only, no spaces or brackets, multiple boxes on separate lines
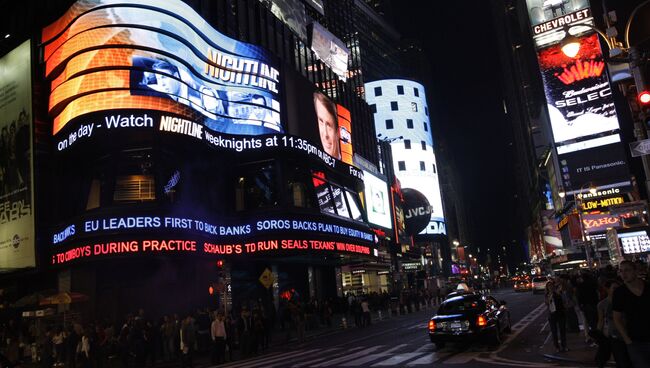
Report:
152,69,181,97
315,98,339,158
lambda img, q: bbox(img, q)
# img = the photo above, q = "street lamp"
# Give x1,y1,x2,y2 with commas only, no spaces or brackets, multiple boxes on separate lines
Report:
452,240,460,246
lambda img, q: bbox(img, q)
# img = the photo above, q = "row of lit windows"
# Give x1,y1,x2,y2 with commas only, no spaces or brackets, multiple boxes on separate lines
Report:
373,85,419,97
397,161,437,173
385,119,428,132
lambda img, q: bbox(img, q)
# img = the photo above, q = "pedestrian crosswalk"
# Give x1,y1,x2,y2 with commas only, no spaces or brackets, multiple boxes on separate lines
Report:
215,344,453,367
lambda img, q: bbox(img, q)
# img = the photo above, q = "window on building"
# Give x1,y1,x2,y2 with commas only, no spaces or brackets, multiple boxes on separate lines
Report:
406,119,413,129
398,161,406,171
425,106,428,116
432,164,437,173
374,86,382,96
113,149,156,203
235,161,278,211
370,104,377,113
411,102,418,112
286,164,317,209
423,122,428,131
420,161,426,171
414,87,419,97
404,140,411,149
391,101,398,111
397,85,404,95
386,119,394,129
421,141,426,150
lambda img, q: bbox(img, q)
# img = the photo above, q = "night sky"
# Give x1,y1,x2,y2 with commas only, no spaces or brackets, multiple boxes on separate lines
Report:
391,0,524,265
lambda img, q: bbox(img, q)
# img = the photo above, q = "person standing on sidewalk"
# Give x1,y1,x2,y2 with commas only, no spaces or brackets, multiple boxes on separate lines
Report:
210,311,227,365
612,260,650,368
545,280,568,352
361,299,371,327
595,279,632,368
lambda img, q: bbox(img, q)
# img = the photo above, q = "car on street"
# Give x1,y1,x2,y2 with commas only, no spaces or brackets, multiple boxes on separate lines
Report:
531,276,549,294
427,293,511,349
513,279,531,292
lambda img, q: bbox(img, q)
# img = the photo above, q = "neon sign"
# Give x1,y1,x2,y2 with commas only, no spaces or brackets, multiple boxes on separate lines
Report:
52,238,372,265
52,215,375,246
555,59,605,85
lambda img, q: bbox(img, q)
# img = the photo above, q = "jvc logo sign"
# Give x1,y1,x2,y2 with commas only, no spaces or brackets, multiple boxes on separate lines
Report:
405,206,433,219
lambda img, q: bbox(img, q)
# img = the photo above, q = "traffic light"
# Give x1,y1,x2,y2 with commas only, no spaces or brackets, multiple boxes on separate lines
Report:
638,90,650,106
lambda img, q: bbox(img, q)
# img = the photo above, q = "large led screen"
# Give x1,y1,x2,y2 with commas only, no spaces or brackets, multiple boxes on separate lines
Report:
364,79,446,236
558,143,629,192
362,171,392,230
310,22,349,81
284,69,354,165
0,40,35,271
538,33,619,147
43,0,282,137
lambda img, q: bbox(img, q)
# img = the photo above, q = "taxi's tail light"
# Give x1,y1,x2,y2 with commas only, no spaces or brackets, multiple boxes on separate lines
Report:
477,314,488,328
428,320,436,332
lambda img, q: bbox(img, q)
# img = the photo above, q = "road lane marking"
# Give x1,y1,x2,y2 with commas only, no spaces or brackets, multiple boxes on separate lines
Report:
290,347,365,368
221,348,323,368
371,352,422,366
311,346,384,367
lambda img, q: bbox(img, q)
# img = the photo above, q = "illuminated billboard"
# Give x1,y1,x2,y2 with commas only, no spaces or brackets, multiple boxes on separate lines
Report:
618,230,650,255
283,68,354,165
362,171,392,230
43,0,282,137
364,79,446,236
260,0,308,42
51,213,376,265
524,0,631,194
537,33,619,147
0,40,35,271
310,22,350,81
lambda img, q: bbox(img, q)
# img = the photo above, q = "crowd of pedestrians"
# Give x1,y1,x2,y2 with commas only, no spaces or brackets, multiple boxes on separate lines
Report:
0,288,442,368
543,260,649,368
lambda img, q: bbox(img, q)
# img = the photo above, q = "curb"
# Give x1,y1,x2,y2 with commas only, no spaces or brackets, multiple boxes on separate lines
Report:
542,353,615,367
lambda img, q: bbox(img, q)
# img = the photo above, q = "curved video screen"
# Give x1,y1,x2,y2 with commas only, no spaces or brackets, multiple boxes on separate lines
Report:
43,0,282,136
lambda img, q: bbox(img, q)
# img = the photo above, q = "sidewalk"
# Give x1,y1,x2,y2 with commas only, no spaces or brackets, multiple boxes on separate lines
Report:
539,324,621,367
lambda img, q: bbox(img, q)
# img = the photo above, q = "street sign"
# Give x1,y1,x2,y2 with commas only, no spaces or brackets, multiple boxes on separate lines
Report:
258,268,274,289
629,139,650,157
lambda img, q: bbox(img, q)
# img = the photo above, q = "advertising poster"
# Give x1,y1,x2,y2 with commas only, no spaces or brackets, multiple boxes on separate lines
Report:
0,40,35,270
362,171,392,230
284,70,353,163
310,22,349,81
42,0,282,137
260,0,308,42
525,0,589,27
541,209,562,252
558,143,629,191
537,33,619,146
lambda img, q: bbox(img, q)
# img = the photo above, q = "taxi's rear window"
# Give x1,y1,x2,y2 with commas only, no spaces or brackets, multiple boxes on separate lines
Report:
438,298,485,314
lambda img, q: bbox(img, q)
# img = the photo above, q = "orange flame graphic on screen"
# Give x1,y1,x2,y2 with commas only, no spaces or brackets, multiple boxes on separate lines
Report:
555,59,605,85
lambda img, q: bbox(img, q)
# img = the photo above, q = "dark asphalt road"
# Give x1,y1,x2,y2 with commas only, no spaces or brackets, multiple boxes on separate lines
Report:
213,289,589,368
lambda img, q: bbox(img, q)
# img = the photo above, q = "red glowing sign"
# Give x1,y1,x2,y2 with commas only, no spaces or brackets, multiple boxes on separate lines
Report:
52,238,373,265
555,59,605,85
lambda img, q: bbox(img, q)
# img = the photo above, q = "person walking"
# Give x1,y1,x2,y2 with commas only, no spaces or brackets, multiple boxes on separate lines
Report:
612,260,650,368
545,280,568,352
